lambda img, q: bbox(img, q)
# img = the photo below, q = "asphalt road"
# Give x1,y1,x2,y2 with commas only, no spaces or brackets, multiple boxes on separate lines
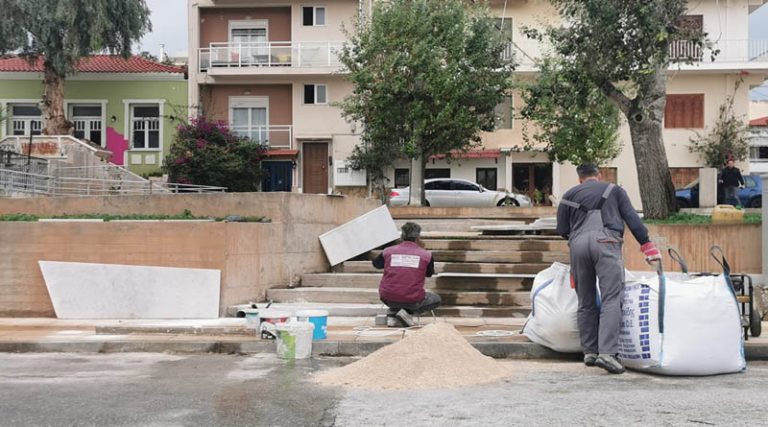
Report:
1,353,767,427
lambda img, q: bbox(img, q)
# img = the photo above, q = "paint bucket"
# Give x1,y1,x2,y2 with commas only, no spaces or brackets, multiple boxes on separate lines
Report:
258,310,290,340
295,309,329,340
243,309,260,328
275,322,314,360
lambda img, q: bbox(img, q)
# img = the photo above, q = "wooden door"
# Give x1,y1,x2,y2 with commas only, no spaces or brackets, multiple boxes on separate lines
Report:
302,142,328,194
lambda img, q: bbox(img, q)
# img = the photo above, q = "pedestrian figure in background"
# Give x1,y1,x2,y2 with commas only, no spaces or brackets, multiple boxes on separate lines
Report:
720,159,744,207
556,164,661,374
373,222,441,327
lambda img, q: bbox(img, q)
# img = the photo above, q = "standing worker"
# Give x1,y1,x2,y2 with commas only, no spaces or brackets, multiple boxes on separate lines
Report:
720,159,744,207
556,164,661,374
373,222,441,327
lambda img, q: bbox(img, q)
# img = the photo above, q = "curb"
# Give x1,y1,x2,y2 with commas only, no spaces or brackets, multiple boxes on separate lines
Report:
1,339,767,361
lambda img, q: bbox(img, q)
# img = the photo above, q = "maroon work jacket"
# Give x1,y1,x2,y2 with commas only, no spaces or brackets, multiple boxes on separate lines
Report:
378,241,432,304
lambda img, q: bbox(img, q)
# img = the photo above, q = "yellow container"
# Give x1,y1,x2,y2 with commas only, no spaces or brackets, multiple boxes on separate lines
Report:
711,205,744,225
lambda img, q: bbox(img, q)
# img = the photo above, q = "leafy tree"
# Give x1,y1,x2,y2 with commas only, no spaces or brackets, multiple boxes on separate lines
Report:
339,0,515,205
0,0,151,135
527,0,713,218
689,81,749,168
164,117,266,192
518,57,621,166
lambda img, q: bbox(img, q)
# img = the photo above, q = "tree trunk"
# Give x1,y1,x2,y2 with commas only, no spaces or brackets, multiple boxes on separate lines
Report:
41,67,72,136
625,71,678,219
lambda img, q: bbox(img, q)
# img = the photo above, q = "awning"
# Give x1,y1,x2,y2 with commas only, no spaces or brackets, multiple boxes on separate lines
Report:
430,149,502,160
264,149,299,157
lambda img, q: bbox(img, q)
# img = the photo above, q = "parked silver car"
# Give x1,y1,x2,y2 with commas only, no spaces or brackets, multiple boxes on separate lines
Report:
388,178,533,207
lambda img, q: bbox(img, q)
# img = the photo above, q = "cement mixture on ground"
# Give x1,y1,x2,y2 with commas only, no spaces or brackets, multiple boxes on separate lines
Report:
314,323,511,390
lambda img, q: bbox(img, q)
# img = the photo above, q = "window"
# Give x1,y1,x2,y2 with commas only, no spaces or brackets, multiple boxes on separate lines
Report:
394,168,410,188
745,176,758,188
304,84,327,104
69,104,103,145
599,167,618,184
230,97,269,144
665,94,704,129
476,168,498,190
494,18,514,61
228,21,268,65
495,95,513,130
670,167,699,189
302,6,326,26
425,168,450,179
10,104,43,136
750,146,768,161
131,105,160,150
425,180,451,190
453,181,480,191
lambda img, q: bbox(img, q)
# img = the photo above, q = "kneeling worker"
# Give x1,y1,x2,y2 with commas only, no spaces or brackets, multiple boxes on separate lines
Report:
373,222,441,327
557,164,661,374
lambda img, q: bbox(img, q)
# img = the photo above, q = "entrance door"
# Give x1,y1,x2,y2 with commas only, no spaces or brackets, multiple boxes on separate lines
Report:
302,142,328,194
512,163,553,205
262,161,293,192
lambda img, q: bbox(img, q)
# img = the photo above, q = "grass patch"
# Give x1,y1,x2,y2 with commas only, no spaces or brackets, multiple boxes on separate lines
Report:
0,210,269,223
645,212,761,225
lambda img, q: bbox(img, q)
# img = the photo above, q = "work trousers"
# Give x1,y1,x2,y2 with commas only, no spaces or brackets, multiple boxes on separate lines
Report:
569,230,625,355
723,186,740,207
383,291,442,315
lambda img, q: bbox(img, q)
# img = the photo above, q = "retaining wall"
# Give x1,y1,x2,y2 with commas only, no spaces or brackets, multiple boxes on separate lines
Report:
0,193,379,317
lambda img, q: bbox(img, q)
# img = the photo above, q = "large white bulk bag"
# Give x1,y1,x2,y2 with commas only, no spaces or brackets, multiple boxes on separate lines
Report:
619,270,746,376
522,262,582,353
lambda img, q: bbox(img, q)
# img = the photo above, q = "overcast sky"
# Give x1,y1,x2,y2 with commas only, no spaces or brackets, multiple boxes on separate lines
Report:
138,1,768,97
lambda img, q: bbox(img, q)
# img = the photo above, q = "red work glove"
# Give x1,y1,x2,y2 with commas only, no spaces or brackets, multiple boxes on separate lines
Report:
640,242,662,264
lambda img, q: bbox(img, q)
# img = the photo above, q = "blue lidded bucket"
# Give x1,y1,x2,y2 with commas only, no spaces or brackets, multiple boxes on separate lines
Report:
295,309,328,340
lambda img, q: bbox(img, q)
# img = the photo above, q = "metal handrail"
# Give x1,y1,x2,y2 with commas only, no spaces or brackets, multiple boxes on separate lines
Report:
199,40,344,71
230,125,293,149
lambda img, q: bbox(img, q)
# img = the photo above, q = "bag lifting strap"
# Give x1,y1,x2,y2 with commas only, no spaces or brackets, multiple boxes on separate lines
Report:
560,183,616,212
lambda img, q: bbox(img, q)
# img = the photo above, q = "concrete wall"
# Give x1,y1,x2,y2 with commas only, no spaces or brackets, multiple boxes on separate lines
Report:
0,193,380,317
203,84,293,126
199,7,292,47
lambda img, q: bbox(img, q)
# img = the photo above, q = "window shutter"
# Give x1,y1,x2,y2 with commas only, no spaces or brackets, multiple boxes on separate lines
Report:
665,94,704,128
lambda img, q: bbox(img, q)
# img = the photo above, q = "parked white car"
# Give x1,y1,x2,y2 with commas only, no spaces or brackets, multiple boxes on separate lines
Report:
388,178,533,207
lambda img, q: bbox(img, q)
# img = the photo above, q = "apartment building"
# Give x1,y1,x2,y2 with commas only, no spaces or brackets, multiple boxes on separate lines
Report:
188,0,768,206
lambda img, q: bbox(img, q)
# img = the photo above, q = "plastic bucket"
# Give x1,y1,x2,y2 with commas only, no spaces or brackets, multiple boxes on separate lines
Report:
243,309,260,328
275,322,314,360
296,309,329,340
259,310,290,339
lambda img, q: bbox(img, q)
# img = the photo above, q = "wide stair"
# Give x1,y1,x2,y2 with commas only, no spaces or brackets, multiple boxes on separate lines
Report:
266,210,566,318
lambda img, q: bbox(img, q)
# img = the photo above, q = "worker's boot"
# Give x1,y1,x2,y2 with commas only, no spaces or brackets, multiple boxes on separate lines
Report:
595,354,625,374
396,309,416,327
583,353,598,367
386,316,400,327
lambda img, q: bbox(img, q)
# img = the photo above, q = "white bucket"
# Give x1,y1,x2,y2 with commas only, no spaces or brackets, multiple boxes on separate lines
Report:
275,321,315,360
296,309,329,340
243,309,260,328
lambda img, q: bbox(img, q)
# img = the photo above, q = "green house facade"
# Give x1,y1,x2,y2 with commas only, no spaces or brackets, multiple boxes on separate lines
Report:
0,56,187,175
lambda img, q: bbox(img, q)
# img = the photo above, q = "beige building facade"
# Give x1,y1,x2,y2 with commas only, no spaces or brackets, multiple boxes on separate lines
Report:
188,0,768,207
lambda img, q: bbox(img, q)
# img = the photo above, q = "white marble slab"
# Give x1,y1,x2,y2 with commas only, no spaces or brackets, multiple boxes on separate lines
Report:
39,261,220,319
319,205,400,266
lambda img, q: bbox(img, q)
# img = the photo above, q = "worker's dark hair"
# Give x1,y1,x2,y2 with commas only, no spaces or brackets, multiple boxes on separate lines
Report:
577,163,600,179
401,222,422,242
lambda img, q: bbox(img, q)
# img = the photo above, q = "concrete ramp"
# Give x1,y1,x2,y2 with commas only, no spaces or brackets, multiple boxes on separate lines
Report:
39,261,220,319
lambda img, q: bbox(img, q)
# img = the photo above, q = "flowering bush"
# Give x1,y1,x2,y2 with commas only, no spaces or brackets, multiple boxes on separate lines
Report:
164,117,266,192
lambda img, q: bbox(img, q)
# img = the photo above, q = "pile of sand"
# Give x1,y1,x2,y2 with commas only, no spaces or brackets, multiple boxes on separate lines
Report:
315,323,511,390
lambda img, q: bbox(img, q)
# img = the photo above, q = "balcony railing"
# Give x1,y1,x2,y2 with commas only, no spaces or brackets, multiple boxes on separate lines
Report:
231,125,293,150
199,41,344,72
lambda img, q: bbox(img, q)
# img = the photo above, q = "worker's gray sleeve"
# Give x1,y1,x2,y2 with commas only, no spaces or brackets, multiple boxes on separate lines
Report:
616,188,650,245
372,253,385,269
556,202,571,240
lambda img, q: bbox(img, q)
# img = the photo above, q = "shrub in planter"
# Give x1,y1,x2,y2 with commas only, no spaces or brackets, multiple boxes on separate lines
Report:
164,117,266,192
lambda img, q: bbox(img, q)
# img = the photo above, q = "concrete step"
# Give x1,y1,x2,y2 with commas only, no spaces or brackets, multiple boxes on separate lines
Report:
389,206,556,220
341,261,550,275
367,250,568,264
266,287,531,307
229,302,532,319
421,239,568,252
394,219,527,232
301,273,534,292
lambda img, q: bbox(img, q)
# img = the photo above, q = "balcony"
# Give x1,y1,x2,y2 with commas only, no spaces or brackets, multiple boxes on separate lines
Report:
199,42,344,75
231,125,293,149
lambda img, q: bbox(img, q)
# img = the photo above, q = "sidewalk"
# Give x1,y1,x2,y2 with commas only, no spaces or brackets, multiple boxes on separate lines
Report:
1,317,767,360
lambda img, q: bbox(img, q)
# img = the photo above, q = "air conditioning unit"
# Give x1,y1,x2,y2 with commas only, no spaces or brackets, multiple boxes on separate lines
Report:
334,160,366,186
